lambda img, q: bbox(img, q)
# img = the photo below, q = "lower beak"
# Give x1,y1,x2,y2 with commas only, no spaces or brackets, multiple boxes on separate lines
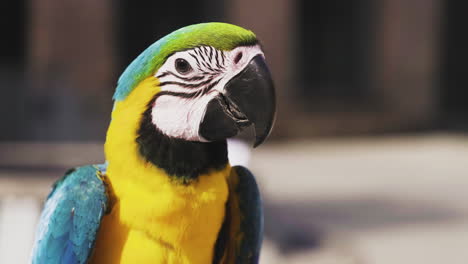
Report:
199,55,276,147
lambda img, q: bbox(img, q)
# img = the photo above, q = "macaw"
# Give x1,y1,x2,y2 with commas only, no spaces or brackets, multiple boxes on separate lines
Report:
30,22,276,264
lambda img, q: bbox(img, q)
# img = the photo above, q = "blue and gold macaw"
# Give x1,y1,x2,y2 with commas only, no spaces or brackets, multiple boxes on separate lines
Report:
31,22,276,264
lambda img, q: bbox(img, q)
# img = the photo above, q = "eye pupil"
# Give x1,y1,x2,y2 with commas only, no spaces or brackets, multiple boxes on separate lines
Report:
234,52,243,64
175,58,192,74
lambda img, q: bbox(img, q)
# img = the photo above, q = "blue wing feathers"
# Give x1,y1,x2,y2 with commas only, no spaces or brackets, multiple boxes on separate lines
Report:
31,165,108,264
213,166,263,264
234,166,263,264
62,241,78,264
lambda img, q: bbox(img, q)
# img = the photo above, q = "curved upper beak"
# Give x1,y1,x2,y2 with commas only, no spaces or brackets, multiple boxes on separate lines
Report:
199,55,276,147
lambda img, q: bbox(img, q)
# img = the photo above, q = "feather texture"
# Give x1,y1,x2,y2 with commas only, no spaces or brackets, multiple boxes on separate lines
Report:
213,166,263,264
31,165,108,264
114,22,257,101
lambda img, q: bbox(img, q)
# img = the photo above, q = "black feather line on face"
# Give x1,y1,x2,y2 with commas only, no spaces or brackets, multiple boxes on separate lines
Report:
194,48,201,58
209,46,214,62
220,51,225,65
159,77,214,89
157,90,199,99
157,71,205,82
214,49,223,69
189,53,202,68
203,46,209,56
203,78,221,94
200,58,212,71
136,93,228,182
205,63,215,72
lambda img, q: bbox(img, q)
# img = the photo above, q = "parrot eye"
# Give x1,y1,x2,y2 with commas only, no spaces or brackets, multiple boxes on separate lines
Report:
175,58,192,75
234,52,243,64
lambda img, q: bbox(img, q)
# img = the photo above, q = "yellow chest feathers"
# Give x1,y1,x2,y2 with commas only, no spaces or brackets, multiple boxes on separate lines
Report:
90,165,230,264
90,77,230,263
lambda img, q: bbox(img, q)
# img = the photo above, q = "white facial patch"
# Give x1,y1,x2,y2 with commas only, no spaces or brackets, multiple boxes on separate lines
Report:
151,93,217,141
151,44,264,141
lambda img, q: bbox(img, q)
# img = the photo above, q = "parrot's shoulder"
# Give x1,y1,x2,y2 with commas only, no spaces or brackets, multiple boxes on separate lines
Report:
31,164,110,264
49,164,106,195
228,166,263,229
213,165,263,264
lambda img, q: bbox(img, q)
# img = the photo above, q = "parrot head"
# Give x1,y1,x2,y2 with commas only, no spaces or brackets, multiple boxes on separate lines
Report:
113,22,276,149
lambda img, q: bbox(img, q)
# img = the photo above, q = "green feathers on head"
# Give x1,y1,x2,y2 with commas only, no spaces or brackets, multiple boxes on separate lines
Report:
114,22,258,101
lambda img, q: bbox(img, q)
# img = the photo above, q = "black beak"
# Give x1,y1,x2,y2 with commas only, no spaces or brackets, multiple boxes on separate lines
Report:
199,55,276,147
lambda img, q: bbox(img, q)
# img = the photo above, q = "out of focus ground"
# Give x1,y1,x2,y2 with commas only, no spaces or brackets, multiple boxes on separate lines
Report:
1,133,467,263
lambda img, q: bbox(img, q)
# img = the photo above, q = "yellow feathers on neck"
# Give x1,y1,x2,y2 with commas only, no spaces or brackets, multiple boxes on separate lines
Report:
96,76,230,264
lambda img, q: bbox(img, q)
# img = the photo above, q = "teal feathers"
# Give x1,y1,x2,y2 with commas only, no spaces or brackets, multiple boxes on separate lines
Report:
31,165,108,264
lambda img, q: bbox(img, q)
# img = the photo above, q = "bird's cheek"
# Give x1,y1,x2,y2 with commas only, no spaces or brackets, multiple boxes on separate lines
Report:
151,97,199,141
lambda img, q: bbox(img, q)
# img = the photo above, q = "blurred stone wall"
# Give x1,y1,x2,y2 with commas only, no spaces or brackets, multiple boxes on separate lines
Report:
1,0,456,141
28,0,114,140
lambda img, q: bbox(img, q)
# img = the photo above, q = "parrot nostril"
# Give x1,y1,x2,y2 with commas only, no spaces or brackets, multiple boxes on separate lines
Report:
234,52,243,64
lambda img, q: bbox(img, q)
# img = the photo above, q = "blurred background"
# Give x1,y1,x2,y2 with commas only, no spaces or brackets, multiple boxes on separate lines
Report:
0,0,467,263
